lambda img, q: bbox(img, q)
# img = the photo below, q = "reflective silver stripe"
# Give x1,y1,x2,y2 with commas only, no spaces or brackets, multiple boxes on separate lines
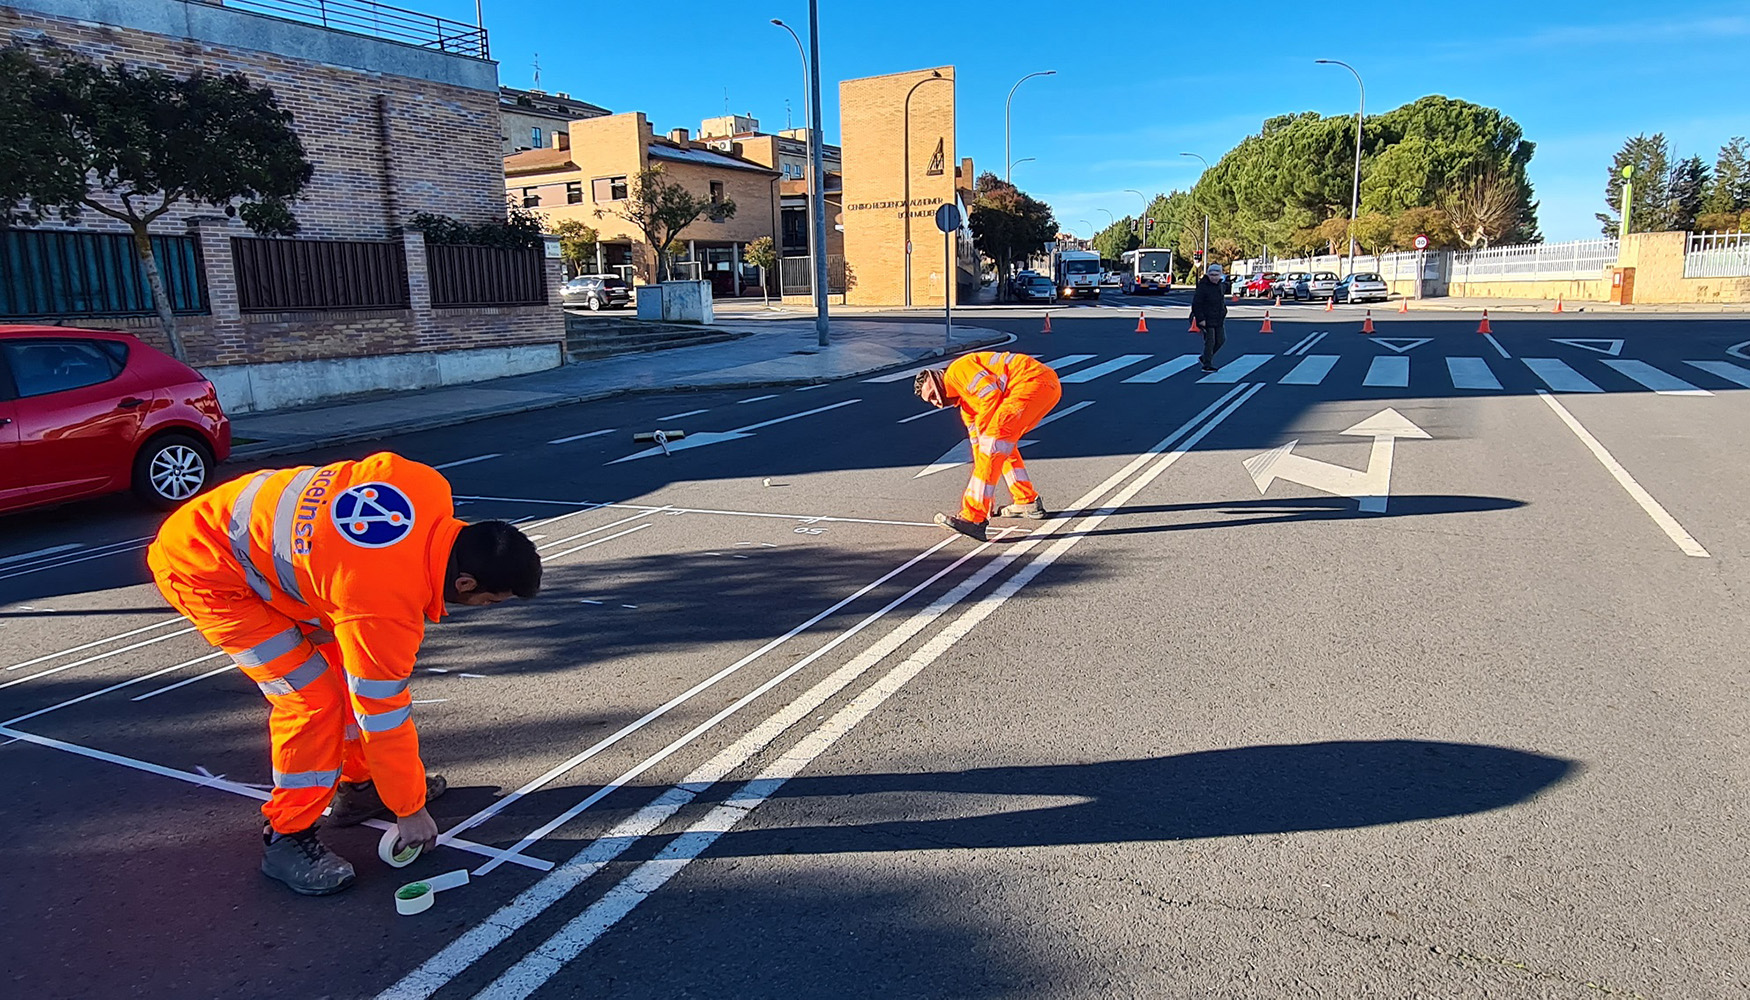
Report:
965,371,990,394
272,767,340,790
228,473,275,602
347,674,410,700
1006,467,1032,484
270,467,320,604
357,704,412,733
232,626,304,668
256,650,329,697
975,436,1014,455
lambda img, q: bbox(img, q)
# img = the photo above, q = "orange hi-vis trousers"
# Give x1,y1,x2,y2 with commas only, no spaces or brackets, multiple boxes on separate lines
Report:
150,556,370,835
960,376,1062,523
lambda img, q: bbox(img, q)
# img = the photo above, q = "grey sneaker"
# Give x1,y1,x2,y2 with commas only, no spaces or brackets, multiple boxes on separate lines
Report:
261,825,355,896
934,512,988,542
997,499,1048,520
327,775,448,827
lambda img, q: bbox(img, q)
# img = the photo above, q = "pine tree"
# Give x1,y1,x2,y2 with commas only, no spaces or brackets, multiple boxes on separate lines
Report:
1703,137,1749,216
1666,155,1710,233
1597,134,1671,235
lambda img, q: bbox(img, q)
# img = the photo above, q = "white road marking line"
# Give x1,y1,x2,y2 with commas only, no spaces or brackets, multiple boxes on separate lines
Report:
1483,333,1512,359
536,509,664,552
1284,331,1327,356
1279,355,1339,385
1684,359,1750,388
1522,358,1602,392
0,724,552,870
433,454,502,470
524,534,546,541
1122,355,1199,383
461,383,1268,1000
1446,357,1503,390
385,386,1257,1000
657,408,709,421
793,383,828,391
1059,354,1153,383
737,394,778,404
861,363,939,383
547,428,616,445
0,544,81,566
472,533,1006,875
1197,354,1273,383
1602,360,1711,396
3,652,223,727
130,661,235,702
733,398,860,432
1363,356,1410,387
0,627,200,689
544,524,652,561
435,535,963,851
0,536,153,582
5,616,187,672
453,495,938,530
1535,390,1709,558
896,408,953,424
1037,353,1097,370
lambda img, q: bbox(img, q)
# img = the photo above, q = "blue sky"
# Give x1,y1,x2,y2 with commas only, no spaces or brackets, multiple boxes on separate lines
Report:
435,0,1750,243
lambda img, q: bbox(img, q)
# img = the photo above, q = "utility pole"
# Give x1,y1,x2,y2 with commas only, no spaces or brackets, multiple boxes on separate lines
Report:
806,0,829,345
1316,59,1365,277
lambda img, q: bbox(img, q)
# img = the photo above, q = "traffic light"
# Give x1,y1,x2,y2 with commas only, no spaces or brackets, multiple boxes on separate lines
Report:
1194,249,1204,261
1145,217,1155,235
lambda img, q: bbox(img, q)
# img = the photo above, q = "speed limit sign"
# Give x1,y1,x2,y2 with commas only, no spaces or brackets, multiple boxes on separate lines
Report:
1413,234,1429,250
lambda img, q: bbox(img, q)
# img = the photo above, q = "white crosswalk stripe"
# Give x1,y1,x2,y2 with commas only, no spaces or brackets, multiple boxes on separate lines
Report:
1602,359,1711,396
1447,357,1503,391
1122,355,1200,383
1278,355,1338,385
1363,356,1409,387
1522,358,1602,392
1060,354,1154,383
1197,354,1273,383
1039,353,1098,371
1684,359,1750,388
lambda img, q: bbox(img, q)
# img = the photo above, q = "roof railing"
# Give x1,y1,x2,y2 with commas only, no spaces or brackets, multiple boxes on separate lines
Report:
211,0,488,59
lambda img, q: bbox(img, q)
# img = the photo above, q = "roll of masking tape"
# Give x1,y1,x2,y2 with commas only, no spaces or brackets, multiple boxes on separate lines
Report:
378,825,421,868
395,881,434,916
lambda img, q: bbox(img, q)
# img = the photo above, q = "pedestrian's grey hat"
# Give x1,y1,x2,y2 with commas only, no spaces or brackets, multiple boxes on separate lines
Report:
1206,263,1224,276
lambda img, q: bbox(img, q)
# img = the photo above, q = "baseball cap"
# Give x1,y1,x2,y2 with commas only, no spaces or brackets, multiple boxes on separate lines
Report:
1206,263,1224,277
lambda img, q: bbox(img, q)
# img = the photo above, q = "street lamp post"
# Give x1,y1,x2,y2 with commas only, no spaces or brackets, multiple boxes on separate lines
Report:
1078,221,1096,247
1124,188,1147,241
1008,156,1035,179
903,70,949,308
1316,58,1364,278
1180,152,1210,266
770,18,821,336
1005,70,1055,183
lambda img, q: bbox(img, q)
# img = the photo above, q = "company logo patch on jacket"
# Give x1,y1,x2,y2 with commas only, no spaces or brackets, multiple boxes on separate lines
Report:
331,482,417,548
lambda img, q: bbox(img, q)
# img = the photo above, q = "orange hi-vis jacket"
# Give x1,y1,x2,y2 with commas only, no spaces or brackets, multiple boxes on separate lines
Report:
150,453,464,819
941,351,1061,522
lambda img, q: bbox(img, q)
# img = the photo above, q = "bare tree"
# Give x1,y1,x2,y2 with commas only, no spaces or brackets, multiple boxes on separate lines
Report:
597,166,735,282
1441,168,1524,250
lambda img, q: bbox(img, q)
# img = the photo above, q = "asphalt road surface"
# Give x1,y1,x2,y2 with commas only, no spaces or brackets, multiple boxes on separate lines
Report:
4,303,1748,999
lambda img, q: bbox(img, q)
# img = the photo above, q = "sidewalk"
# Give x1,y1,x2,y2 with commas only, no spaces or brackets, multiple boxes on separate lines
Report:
228,317,1010,460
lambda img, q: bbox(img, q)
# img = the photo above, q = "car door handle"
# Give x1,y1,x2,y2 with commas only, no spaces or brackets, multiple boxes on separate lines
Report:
117,397,146,409
0,417,10,426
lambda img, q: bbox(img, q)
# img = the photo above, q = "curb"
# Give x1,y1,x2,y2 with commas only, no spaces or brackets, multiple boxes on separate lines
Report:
226,330,1013,463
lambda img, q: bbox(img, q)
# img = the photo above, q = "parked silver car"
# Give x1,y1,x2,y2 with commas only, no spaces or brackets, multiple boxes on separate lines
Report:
1334,271,1390,303
1294,271,1339,300
1271,271,1309,298
561,274,632,311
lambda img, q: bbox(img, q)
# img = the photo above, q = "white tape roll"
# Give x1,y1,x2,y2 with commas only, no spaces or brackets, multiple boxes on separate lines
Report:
395,881,434,916
378,825,421,868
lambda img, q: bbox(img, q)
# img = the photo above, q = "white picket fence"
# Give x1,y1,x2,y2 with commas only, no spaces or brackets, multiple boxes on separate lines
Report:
1450,238,1618,281
1233,250,1434,281
1685,230,1750,278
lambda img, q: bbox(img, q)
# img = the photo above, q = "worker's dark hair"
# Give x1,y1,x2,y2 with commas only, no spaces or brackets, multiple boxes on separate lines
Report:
913,370,941,397
450,520,542,598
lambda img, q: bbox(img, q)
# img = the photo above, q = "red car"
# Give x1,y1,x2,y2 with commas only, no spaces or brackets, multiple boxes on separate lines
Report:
0,325,231,514
1243,272,1279,297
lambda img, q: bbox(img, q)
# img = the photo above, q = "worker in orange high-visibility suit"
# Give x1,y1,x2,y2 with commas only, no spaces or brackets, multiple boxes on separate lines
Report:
147,452,542,896
913,350,1062,542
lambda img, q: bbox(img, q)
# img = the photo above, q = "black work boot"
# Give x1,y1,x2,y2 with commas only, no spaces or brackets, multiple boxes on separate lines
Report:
261,825,355,896
327,775,449,827
934,512,988,542
997,499,1048,520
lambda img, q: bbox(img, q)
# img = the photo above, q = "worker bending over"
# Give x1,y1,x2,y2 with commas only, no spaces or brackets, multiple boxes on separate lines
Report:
147,452,541,896
913,350,1062,541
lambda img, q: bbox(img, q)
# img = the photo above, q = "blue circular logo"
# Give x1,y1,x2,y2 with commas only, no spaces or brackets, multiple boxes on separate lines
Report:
331,482,416,548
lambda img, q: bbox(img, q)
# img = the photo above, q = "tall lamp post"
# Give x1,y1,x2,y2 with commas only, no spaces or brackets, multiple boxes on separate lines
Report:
1316,58,1364,278
903,69,949,308
1005,70,1056,183
1124,188,1147,242
770,18,820,334
1078,221,1096,247
1180,151,1210,266
1008,156,1035,179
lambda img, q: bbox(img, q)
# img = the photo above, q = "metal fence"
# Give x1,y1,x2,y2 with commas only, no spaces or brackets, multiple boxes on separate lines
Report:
779,255,847,296
233,236,409,312
218,0,489,58
1451,238,1618,281
0,228,208,318
427,244,546,308
1685,230,1750,278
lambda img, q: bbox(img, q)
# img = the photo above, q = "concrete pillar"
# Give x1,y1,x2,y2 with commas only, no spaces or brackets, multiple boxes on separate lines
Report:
732,241,741,296
403,229,434,344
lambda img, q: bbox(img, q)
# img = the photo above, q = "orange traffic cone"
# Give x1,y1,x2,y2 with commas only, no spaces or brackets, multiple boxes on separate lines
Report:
1135,311,1149,334
1187,315,1200,334
1477,310,1493,334
1324,296,1334,312
1231,292,1240,304
1361,310,1375,334
1553,295,1564,314
1398,297,1409,314
1042,312,1053,333
1259,311,1274,334
1274,295,1282,307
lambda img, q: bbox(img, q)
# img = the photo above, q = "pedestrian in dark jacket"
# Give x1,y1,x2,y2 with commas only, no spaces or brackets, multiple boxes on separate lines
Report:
1191,264,1229,372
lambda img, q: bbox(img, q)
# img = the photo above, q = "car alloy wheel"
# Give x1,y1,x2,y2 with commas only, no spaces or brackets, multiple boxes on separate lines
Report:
587,294,603,311
149,442,207,501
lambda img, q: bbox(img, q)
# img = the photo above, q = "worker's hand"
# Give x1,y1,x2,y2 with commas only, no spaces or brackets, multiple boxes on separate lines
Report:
395,807,440,853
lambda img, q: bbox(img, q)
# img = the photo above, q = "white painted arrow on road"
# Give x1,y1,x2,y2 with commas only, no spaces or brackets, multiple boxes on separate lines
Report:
610,400,861,462
913,401,1094,478
1241,408,1430,513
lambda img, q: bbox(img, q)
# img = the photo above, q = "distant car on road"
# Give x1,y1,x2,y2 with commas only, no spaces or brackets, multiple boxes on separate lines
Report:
1272,271,1309,298
1294,271,1340,301
561,274,632,311
1016,276,1059,302
1334,272,1390,304
1244,272,1279,297
0,325,231,515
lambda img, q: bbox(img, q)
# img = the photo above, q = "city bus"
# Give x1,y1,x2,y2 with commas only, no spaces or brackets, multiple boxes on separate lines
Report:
1120,248,1174,295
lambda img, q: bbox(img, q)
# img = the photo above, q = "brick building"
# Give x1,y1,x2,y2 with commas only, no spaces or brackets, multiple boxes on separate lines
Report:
696,116,846,298
0,0,564,414
506,112,782,297
500,86,609,155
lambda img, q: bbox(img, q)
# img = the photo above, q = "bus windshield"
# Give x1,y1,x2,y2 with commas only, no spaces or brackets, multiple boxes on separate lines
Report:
1132,250,1172,275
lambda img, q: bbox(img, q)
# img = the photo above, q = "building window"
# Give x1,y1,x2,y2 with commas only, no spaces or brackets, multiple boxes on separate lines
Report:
593,175,628,202
522,187,540,208
531,126,543,148
709,180,725,204
566,182,582,204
